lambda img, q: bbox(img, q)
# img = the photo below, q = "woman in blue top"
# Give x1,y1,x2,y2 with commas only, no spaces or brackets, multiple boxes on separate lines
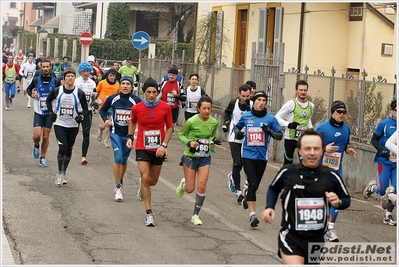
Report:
234,91,283,227
315,100,357,242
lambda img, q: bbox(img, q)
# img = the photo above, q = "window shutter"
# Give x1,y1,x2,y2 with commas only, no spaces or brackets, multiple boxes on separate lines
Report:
258,8,267,53
273,7,283,59
215,10,224,68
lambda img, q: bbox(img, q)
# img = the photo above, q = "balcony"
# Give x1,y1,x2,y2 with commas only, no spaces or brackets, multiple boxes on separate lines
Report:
32,2,55,10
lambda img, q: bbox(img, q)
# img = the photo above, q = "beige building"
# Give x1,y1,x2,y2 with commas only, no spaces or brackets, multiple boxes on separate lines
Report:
197,2,397,83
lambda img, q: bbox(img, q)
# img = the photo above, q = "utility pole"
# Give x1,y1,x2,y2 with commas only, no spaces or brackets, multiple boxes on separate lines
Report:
171,21,178,65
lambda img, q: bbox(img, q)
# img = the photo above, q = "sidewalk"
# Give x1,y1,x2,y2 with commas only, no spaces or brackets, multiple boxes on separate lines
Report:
2,226,15,265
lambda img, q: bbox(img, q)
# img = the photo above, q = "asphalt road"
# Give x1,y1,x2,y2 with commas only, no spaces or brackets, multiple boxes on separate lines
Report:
2,90,397,265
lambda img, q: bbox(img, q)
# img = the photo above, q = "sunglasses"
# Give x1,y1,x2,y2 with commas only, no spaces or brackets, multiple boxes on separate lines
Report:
336,110,347,114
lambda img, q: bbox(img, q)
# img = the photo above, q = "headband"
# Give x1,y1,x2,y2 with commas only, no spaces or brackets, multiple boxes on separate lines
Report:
331,101,346,114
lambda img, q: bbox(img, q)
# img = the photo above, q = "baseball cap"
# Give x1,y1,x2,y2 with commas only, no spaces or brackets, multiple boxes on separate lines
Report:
87,55,95,62
126,56,132,61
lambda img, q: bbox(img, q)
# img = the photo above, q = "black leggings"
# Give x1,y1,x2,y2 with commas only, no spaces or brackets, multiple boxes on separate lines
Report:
80,111,92,157
229,142,243,190
283,139,299,165
242,158,267,202
54,125,79,173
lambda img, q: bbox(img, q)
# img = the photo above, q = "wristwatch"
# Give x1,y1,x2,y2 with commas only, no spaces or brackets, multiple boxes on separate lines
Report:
161,142,168,148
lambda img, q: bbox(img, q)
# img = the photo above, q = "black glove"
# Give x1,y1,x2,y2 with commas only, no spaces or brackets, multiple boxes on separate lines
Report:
50,112,57,122
222,125,228,133
235,131,244,140
134,82,138,88
75,115,84,123
261,124,271,134
91,100,99,110
380,150,390,159
287,122,300,129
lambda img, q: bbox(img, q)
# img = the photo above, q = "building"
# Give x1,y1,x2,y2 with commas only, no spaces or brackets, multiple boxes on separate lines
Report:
197,2,397,83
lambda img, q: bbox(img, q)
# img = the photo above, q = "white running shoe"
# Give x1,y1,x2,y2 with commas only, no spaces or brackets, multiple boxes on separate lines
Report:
228,172,236,192
114,188,123,201
325,229,339,242
363,180,377,199
145,213,155,226
97,129,102,142
55,173,62,186
382,186,395,210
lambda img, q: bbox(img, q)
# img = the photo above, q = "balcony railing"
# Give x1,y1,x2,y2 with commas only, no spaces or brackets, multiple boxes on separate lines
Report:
32,2,55,10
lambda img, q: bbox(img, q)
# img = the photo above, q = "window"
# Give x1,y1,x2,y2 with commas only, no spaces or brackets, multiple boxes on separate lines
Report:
10,2,16,8
349,3,363,21
381,43,393,57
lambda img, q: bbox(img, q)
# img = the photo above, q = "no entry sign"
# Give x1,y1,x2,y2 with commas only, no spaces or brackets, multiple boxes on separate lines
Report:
79,32,93,46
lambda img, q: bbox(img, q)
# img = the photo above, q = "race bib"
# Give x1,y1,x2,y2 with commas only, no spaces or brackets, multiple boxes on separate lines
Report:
27,72,33,78
144,130,161,149
247,127,265,146
322,152,342,170
192,138,210,157
85,92,91,102
7,75,14,83
294,126,308,141
39,97,47,110
295,198,325,231
59,105,74,117
189,101,198,109
114,109,130,125
166,92,176,105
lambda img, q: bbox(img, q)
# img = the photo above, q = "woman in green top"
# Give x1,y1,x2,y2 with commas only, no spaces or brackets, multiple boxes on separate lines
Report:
176,95,218,225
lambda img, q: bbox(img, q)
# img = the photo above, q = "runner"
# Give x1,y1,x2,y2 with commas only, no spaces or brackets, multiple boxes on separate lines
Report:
99,75,141,201
127,78,173,226
175,95,218,225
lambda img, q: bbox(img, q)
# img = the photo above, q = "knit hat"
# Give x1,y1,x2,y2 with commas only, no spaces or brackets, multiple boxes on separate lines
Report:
77,62,93,73
252,91,267,102
120,76,133,85
246,80,256,89
168,66,179,75
107,68,117,74
142,78,158,92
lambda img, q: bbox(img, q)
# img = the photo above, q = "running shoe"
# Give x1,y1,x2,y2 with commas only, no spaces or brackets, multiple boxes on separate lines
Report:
33,145,39,159
250,214,259,227
55,172,62,186
137,178,143,201
61,173,68,184
27,103,31,108
5,106,10,111
242,187,248,209
191,214,203,225
97,129,102,142
325,229,339,242
176,178,185,198
145,213,155,226
228,172,236,192
363,180,377,199
39,157,48,167
383,214,397,226
114,188,123,202
382,186,395,210
236,190,244,204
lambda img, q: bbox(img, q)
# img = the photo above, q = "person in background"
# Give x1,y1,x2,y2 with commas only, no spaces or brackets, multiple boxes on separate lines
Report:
363,99,397,226
245,80,257,99
2,54,21,110
275,80,314,166
25,46,36,58
234,91,283,227
52,57,64,81
118,56,139,88
62,56,72,69
87,55,102,84
102,61,121,82
161,64,183,84
19,53,37,108
127,78,173,226
184,73,205,121
35,52,44,70
9,44,15,57
223,84,252,204
74,61,97,165
14,50,25,66
314,100,357,242
261,129,351,265
176,95,218,225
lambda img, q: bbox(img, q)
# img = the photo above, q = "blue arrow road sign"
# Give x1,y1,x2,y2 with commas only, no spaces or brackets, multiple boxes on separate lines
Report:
132,31,150,50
